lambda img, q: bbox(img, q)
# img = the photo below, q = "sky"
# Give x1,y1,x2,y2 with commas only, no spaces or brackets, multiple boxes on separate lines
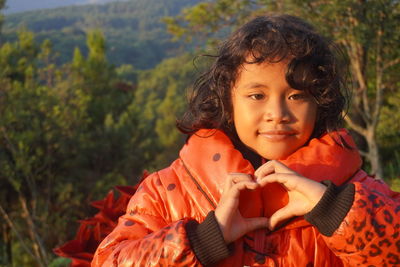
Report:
3,0,126,14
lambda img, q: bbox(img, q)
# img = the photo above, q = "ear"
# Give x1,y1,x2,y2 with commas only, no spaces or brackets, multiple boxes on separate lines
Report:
225,113,233,124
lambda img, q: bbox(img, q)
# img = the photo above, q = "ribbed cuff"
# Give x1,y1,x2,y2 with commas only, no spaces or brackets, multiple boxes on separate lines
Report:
304,180,355,237
185,211,233,266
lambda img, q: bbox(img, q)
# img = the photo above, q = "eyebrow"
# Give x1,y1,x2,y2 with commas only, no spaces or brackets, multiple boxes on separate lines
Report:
240,81,301,92
241,82,268,90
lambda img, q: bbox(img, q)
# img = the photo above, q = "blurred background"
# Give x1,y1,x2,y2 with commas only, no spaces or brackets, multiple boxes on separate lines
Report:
0,0,399,266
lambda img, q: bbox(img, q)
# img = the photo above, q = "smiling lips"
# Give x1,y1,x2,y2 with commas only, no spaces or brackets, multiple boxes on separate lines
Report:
258,130,297,141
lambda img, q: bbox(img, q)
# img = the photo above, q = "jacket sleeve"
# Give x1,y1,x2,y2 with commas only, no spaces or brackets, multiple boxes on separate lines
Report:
91,172,201,267
323,175,400,266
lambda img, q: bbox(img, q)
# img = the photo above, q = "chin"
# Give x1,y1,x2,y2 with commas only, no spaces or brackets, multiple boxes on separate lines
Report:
259,149,295,161
261,154,286,161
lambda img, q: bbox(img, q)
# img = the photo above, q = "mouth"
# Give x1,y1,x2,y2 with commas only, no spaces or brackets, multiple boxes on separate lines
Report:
258,130,297,141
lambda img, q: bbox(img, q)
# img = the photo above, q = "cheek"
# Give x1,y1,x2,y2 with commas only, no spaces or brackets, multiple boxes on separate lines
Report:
293,103,317,132
304,104,318,132
234,106,261,131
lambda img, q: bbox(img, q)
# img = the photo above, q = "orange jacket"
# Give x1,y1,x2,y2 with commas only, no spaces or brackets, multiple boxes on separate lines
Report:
92,129,400,266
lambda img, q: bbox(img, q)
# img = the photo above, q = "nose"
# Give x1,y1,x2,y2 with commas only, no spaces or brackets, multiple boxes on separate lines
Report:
263,98,290,123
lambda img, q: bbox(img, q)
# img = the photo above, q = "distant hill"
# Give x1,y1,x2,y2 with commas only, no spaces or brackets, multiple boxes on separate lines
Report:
4,0,127,14
2,0,201,69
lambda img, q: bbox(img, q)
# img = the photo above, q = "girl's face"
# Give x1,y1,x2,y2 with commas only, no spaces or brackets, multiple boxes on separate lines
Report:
231,60,317,160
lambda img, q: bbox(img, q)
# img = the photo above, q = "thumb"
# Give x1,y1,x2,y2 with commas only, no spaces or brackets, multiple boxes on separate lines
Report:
268,206,294,231
244,217,269,232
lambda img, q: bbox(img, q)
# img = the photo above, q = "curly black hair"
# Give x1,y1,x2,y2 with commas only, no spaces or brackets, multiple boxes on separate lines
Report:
177,14,349,140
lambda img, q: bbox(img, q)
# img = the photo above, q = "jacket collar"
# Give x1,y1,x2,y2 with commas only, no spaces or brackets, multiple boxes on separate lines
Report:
179,129,362,217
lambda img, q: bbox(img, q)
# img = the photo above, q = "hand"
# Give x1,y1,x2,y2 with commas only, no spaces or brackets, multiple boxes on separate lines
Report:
215,173,269,244
255,160,327,231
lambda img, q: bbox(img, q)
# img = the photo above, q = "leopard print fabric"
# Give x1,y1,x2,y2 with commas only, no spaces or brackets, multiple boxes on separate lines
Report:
324,180,400,267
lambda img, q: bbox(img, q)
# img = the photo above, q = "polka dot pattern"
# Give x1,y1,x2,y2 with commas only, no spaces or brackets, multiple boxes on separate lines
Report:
167,184,176,191
213,153,221,161
125,220,135,226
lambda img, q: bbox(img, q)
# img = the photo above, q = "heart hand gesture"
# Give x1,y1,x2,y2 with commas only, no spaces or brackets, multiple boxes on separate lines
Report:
215,161,327,244
255,160,327,230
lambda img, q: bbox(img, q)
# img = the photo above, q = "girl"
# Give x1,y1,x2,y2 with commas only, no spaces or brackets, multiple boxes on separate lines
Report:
92,14,400,266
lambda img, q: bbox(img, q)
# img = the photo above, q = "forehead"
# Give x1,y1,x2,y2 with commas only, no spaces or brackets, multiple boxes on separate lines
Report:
234,60,289,88
235,54,291,76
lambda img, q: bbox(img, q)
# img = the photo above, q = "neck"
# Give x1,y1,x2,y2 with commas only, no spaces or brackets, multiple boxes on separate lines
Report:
225,128,263,169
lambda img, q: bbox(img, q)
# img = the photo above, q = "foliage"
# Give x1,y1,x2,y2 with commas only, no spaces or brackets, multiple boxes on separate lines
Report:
47,257,71,267
133,52,208,169
2,0,201,69
389,177,400,192
378,82,400,176
0,28,151,266
163,0,286,46
54,173,147,266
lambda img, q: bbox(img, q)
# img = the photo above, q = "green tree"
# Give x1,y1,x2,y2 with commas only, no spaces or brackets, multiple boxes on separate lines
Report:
0,29,146,266
378,83,400,180
0,30,55,266
133,52,207,169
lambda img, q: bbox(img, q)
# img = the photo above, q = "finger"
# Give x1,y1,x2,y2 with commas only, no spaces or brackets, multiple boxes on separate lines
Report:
268,205,295,231
228,173,254,183
219,181,259,213
257,173,297,189
244,217,269,232
254,160,275,179
258,173,326,201
255,160,293,180
224,173,253,193
227,180,259,200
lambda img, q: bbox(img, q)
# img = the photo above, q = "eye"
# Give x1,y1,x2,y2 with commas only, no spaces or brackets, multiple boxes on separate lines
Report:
288,93,308,100
249,93,265,100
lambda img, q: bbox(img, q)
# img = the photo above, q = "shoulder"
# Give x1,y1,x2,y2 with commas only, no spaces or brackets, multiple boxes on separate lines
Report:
128,158,200,221
139,159,187,196
133,159,183,199
350,170,399,199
